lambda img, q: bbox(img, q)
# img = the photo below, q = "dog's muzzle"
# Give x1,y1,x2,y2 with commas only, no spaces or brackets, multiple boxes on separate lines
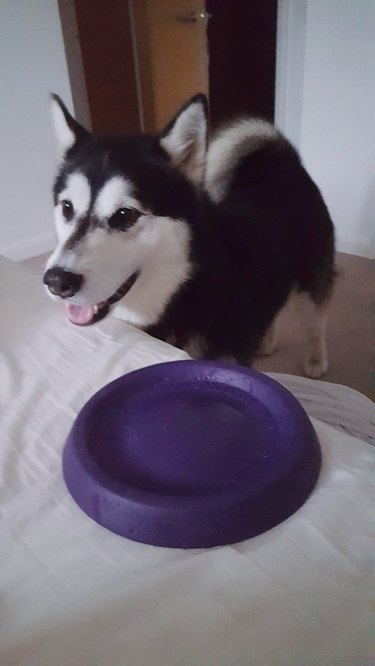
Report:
43,269,139,326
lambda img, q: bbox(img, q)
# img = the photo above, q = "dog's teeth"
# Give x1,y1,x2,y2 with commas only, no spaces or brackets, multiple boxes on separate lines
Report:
93,304,99,314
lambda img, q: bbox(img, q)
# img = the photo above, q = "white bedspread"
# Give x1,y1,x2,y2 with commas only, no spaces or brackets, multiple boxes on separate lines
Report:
1,256,374,666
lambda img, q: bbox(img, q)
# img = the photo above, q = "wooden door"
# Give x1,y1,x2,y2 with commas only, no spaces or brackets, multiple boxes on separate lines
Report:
131,0,209,131
71,0,140,135
60,1,277,135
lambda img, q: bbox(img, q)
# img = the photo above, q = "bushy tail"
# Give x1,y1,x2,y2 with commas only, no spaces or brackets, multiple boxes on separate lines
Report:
205,118,281,203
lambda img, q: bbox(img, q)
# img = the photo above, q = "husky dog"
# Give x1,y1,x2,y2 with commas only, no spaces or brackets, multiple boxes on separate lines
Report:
44,94,335,378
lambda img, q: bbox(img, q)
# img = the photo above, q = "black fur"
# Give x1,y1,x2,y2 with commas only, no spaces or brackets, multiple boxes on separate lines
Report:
50,96,335,364
149,138,335,363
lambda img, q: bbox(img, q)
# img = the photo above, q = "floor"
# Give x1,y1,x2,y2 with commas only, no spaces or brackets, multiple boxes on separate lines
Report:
24,251,375,400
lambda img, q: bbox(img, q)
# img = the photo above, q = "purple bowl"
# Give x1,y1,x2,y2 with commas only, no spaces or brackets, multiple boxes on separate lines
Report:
63,361,321,548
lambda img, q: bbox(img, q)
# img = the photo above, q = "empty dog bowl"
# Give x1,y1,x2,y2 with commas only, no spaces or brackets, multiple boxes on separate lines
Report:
63,361,321,548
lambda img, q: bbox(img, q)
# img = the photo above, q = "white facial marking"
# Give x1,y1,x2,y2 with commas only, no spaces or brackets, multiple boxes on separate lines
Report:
94,176,147,219
111,217,192,327
51,98,75,157
46,172,91,270
59,172,91,219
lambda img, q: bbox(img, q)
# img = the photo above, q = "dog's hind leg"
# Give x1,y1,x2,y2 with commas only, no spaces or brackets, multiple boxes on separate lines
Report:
295,228,336,378
257,321,278,357
297,293,329,378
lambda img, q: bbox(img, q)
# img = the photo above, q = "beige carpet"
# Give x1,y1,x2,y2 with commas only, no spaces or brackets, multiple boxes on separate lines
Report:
254,252,375,400
24,251,374,400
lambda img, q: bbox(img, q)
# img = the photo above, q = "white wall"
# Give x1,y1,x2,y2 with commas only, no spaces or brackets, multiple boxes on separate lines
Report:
276,0,375,259
2,1,374,260
0,0,73,261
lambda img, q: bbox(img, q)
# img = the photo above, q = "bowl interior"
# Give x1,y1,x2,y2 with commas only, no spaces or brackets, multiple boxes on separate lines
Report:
85,381,286,495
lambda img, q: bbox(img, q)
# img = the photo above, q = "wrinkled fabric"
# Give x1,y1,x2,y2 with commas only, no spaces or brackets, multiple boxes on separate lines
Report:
1,256,374,666
268,372,375,446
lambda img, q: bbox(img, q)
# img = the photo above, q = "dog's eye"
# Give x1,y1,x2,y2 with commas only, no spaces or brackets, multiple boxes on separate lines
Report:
61,199,74,221
109,207,141,231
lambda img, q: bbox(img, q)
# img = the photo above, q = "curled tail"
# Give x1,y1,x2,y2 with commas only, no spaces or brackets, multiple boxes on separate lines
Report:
205,118,283,203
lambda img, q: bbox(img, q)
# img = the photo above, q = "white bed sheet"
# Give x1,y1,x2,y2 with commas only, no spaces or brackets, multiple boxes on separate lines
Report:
1,256,374,666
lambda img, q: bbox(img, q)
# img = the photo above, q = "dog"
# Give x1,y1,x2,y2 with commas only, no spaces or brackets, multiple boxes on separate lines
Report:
43,94,335,378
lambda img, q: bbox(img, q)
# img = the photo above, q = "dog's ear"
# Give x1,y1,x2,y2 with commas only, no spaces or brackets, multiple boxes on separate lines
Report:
159,94,208,187
50,94,89,158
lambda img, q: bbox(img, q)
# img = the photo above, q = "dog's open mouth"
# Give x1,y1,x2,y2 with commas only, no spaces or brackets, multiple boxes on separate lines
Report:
65,273,138,326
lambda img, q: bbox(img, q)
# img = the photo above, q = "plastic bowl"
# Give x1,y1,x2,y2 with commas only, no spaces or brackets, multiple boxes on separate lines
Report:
63,361,321,548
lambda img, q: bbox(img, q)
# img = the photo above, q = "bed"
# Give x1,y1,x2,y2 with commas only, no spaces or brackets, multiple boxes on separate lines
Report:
1,255,374,665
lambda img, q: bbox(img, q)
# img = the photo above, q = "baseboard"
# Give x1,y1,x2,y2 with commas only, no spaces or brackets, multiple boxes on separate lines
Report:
0,231,57,262
337,237,375,260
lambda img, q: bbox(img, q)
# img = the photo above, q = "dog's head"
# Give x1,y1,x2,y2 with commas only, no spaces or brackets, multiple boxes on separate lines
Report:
43,94,208,326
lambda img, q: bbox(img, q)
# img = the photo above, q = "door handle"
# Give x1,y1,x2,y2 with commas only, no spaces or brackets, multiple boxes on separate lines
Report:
173,11,212,24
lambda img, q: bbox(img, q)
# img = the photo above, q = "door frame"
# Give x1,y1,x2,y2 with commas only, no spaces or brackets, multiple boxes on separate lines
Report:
275,0,307,149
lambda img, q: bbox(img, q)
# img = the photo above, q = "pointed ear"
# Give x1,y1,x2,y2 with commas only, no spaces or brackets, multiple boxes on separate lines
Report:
50,94,89,158
159,94,208,186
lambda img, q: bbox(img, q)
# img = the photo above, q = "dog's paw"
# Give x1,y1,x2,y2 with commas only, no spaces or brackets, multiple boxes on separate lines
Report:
304,356,328,379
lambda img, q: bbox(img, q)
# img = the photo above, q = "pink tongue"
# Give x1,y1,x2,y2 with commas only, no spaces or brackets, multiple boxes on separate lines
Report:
66,303,94,325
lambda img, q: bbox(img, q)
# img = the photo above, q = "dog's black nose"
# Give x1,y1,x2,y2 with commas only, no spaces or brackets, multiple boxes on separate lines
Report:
43,267,83,298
